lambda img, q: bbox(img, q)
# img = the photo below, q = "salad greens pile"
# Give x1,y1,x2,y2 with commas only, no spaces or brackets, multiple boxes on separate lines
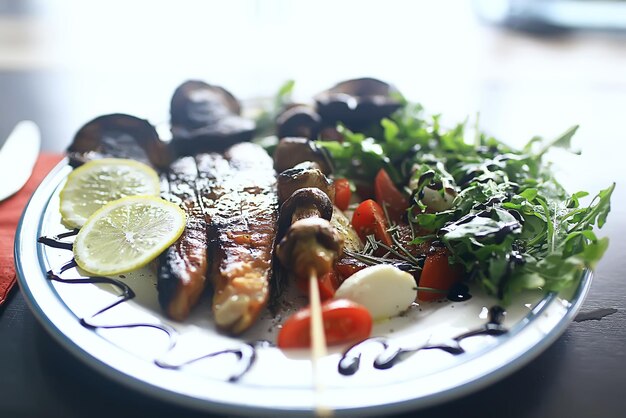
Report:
317,101,613,302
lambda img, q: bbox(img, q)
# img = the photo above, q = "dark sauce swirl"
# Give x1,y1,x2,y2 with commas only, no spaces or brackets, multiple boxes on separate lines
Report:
447,282,472,302
339,306,507,375
40,233,509,381
37,229,79,250
155,343,261,382
38,232,256,382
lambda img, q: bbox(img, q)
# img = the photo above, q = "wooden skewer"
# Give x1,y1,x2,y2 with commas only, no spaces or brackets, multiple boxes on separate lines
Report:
309,268,333,417
309,268,327,361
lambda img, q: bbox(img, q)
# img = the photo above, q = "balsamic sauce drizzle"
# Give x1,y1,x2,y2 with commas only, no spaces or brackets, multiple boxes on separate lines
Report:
37,229,79,250
38,233,255,382
40,233,510,382
338,306,508,376
155,344,257,382
447,283,472,302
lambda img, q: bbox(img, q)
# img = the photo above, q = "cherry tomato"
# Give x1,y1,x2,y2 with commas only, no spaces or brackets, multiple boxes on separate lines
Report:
374,168,409,223
277,299,373,348
417,248,464,302
335,256,368,280
394,223,431,257
351,199,393,246
295,270,341,301
334,178,352,211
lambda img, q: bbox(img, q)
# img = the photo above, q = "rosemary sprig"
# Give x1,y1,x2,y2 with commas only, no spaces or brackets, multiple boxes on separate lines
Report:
345,230,424,272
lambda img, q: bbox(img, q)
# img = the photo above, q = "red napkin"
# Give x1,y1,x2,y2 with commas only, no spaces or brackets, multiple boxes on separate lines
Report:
0,153,64,305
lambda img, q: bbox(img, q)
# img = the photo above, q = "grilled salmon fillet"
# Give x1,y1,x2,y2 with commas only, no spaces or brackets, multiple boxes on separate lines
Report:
196,142,279,334
159,143,278,333
157,156,210,321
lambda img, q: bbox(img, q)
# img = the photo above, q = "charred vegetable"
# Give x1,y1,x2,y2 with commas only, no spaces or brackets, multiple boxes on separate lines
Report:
278,187,334,235
276,105,322,140
67,113,172,169
273,137,333,175
277,162,335,204
277,217,343,281
170,80,255,154
315,77,403,131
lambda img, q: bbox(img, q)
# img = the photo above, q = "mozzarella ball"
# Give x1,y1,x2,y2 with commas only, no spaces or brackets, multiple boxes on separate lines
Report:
335,264,417,320
421,186,456,212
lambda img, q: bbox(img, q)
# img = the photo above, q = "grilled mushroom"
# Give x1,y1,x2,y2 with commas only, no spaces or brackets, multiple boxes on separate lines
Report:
315,77,403,131
276,105,322,139
273,137,333,175
276,217,343,279
67,113,172,169
279,187,333,235
170,80,255,154
277,161,335,204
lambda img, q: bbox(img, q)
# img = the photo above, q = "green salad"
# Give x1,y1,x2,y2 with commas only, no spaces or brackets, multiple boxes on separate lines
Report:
260,80,613,303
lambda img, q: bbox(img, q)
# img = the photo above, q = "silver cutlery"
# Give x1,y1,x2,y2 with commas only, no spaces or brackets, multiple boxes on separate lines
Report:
0,121,41,201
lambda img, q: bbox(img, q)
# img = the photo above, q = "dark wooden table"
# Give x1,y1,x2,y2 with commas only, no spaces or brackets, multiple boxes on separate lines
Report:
1,62,625,418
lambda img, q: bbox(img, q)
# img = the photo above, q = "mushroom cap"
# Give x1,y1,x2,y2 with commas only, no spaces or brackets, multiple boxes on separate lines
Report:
169,80,255,154
276,104,322,140
314,77,403,131
171,80,241,126
278,187,333,235
276,217,343,278
273,137,333,175
277,162,335,204
67,113,172,169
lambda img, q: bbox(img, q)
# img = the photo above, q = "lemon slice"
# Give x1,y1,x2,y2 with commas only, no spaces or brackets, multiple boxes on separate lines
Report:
60,158,160,229
73,196,186,276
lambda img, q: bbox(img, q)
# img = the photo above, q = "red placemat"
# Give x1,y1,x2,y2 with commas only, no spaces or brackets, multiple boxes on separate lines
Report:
0,153,63,305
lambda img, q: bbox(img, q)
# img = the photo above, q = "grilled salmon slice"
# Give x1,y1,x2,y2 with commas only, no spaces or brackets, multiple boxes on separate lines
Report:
196,142,279,334
157,156,210,321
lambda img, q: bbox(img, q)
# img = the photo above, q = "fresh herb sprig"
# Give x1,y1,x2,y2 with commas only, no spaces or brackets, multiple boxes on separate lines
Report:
319,104,613,302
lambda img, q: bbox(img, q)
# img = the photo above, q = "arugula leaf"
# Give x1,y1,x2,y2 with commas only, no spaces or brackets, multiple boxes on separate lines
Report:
533,125,581,159
259,81,614,302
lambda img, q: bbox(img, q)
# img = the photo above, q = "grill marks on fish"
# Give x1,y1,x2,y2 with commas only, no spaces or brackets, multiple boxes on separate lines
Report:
158,143,279,334
157,156,209,321
197,143,279,334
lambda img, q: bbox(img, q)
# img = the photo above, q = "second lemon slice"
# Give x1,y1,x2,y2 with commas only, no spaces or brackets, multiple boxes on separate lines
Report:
73,196,186,276
60,158,160,229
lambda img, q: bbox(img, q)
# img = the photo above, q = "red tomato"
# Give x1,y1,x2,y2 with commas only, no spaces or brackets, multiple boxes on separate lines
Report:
334,178,352,211
277,299,373,348
374,169,409,223
351,199,393,247
295,270,341,301
335,256,368,280
417,248,464,302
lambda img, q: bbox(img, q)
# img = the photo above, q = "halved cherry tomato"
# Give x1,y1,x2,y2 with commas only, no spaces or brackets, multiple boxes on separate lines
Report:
334,178,352,211
351,199,393,246
295,269,341,301
394,223,432,257
417,248,464,302
374,168,409,223
335,256,368,280
277,299,373,348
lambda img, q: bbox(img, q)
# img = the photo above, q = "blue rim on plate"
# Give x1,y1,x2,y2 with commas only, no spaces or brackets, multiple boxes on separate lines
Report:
15,159,593,417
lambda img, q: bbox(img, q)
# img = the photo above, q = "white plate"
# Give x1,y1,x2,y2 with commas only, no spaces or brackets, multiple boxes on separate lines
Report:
16,159,592,417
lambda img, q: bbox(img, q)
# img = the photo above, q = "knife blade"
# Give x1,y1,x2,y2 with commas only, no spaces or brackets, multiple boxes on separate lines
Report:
0,121,41,201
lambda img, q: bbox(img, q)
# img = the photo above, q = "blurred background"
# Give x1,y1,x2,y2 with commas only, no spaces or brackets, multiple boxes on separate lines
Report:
0,0,623,142
0,0,624,194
